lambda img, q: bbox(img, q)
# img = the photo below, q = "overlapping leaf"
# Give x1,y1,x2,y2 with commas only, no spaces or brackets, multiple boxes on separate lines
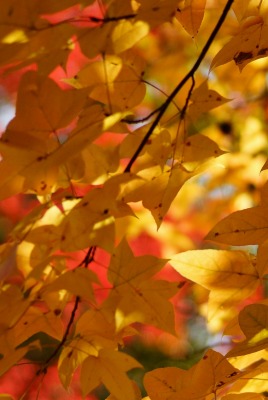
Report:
205,206,268,245
188,80,229,121
170,249,259,320
80,349,142,400
144,349,242,400
227,304,268,357
176,0,206,37
107,238,178,334
211,19,268,71
123,164,193,227
70,52,146,111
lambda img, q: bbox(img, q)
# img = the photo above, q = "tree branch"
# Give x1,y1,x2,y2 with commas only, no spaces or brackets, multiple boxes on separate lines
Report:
124,0,234,173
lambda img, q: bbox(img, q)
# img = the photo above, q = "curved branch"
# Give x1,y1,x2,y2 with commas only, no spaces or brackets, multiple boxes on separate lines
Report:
124,0,234,173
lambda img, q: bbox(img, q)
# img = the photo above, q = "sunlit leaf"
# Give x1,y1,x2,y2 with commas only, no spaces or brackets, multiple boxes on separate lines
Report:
205,206,268,245
188,80,230,121
211,19,268,71
107,238,178,333
227,304,268,357
144,349,242,400
170,249,259,320
176,0,207,37
80,349,142,400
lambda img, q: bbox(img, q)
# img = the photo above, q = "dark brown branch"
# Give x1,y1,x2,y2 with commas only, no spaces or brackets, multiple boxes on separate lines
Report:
121,106,162,124
124,0,235,173
37,246,96,374
88,13,136,23
37,296,80,374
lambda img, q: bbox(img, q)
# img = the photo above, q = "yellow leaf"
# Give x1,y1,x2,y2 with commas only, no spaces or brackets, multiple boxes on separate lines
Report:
170,250,259,320
12,306,63,345
227,304,268,357
107,239,178,334
210,20,268,71
256,240,268,277
0,345,28,377
205,206,268,245
138,0,179,27
143,367,183,400
188,80,229,121
58,337,95,389
0,71,87,199
180,133,226,163
74,53,146,111
124,164,193,227
0,285,31,332
176,0,207,37
80,349,142,400
43,269,99,302
222,394,265,400
112,20,149,53
144,349,241,400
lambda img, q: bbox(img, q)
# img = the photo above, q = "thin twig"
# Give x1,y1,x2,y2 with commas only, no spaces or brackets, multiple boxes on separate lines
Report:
124,0,235,173
37,296,80,374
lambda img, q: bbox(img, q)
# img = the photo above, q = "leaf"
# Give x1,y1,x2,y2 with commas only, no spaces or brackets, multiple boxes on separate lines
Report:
80,349,142,400
210,19,268,71
170,249,259,320
58,336,96,389
107,238,178,334
0,345,28,377
176,0,207,37
205,206,268,245
188,80,229,121
0,285,31,332
43,268,99,302
144,349,242,400
0,71,87,199
72,53,146,111
227,304,268,357
222,394,265,400
112,20,149,53
180,133,226,163
231,0,253,22
256,240,268,277
124,164,193,227
11,306,63,345
138,0,179,27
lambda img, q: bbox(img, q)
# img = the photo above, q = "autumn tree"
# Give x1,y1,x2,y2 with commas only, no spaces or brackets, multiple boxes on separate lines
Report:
1,0,268,398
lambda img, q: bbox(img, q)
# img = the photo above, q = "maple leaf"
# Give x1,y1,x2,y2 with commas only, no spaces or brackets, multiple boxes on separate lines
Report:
70,52,146,111
123,164,193,227
227,304,268,357
210,19,268,71
107,238,178,334
188,80,230,121
80,349,142,400
144,349,242,400
137,0,179,27
176,0,207,37
170,249,259,320
205,206,268,246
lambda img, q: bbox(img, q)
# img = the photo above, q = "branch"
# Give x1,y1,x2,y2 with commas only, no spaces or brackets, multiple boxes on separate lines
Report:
124,0,235,173
37,247,96,374
37,296,80,374
88,13,136,23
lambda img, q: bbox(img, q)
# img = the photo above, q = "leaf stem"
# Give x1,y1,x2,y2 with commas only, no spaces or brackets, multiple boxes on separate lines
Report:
124,0,234,173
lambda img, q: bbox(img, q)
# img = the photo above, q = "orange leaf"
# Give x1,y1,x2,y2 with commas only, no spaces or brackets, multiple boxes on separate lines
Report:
210,19,268,71
176,0,207,37
188,80,229,121
144,349,241,400
205,206,268,245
